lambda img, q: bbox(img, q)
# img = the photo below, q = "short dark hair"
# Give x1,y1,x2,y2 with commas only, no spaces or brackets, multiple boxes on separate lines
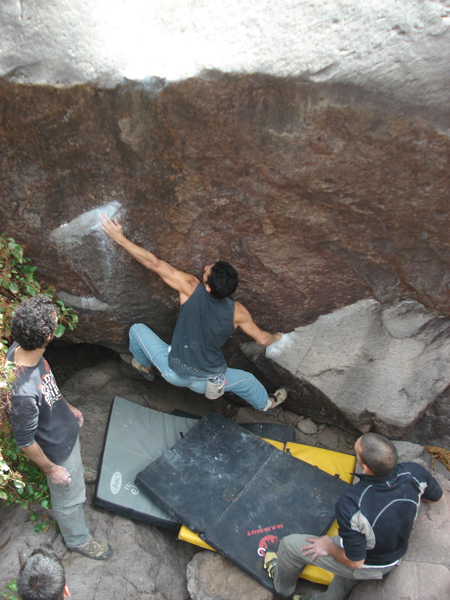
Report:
11,296,57,351
207,261,238,299
17,548,65,600
359,433,398,478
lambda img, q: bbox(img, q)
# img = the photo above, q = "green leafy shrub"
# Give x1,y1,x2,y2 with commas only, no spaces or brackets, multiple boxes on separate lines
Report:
1,579,19,600
0,233,78,349
0,411,51,510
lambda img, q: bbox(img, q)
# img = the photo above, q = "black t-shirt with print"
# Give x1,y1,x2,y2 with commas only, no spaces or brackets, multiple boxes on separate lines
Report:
6,342,79,465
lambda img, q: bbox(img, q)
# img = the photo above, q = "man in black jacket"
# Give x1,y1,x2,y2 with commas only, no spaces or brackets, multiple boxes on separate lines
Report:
264,432,443,600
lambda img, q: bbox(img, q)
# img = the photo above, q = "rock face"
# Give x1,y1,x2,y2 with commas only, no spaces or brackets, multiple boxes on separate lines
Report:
350,562,450,600
1,2,450,444
2,0,450,132
403,384,450,447
1,75,450,361
266,299,450,438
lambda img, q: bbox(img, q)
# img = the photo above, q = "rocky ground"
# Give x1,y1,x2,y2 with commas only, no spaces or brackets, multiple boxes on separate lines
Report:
0,350,449,600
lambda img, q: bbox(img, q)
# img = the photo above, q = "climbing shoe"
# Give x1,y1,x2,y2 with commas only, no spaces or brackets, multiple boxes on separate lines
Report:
264,551,278,579
293,595,311,600
73,538,113,560
120,353,155,381
131,357,155,381
268,386,288,410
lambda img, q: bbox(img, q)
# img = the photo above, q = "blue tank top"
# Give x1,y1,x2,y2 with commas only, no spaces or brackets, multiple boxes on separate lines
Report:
168,284,235,378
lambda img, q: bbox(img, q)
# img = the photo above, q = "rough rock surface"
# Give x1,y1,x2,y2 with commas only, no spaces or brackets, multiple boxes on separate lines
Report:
0,495,196,600
403,384,450,447
393,441,427,463
350,562,450,600
282,411,302,427
316,427,340,450
186,551,272,600
234,406,281,427
1,74,450,357
265,299,450,438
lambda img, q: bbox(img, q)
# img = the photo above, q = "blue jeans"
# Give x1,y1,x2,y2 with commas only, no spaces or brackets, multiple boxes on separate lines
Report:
129,324,270,411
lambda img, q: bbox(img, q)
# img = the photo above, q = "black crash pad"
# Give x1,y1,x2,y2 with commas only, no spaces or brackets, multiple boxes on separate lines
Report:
135,412,349,593
93,396,199,529
170,409,295,444
240,421,295,443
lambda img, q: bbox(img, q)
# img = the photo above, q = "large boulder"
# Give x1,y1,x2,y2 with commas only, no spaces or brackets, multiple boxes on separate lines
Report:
1,2,450,436
403,384,450,447
2,0,450,130
1,74,449,360
265,299,450,438
1,72,450,353
1,0,450,358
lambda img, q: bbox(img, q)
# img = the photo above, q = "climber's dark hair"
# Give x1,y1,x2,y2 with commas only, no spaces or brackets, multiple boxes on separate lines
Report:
207,261,239,299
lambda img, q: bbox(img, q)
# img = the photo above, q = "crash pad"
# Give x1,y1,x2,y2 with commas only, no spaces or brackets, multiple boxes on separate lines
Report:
178,440,355,586
93,396,199,528
135,412,351,593
240,422,295,442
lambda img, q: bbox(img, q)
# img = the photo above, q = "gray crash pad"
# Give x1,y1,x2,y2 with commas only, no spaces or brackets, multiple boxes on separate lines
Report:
93,396,199,529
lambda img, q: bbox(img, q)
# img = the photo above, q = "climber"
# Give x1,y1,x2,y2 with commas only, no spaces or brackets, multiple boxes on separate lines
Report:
100,213,287,411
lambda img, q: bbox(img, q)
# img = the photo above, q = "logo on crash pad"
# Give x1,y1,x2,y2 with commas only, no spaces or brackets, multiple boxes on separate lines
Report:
257,534,280,557
247,524,284,556
125,482,139,495
110,471,122,495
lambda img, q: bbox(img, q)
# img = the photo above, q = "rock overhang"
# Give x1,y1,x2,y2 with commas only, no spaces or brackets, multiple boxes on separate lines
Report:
1,0,450,130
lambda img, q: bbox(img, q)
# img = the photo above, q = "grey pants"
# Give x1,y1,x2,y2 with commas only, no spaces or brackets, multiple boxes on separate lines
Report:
273,534,398,600
47,437,91,548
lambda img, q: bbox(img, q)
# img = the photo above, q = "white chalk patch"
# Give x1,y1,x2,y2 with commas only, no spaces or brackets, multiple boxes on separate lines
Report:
50,200,122,248
265,332,296,359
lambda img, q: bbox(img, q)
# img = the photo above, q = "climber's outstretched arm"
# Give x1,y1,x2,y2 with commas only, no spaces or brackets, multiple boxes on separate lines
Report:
100,214,198,302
